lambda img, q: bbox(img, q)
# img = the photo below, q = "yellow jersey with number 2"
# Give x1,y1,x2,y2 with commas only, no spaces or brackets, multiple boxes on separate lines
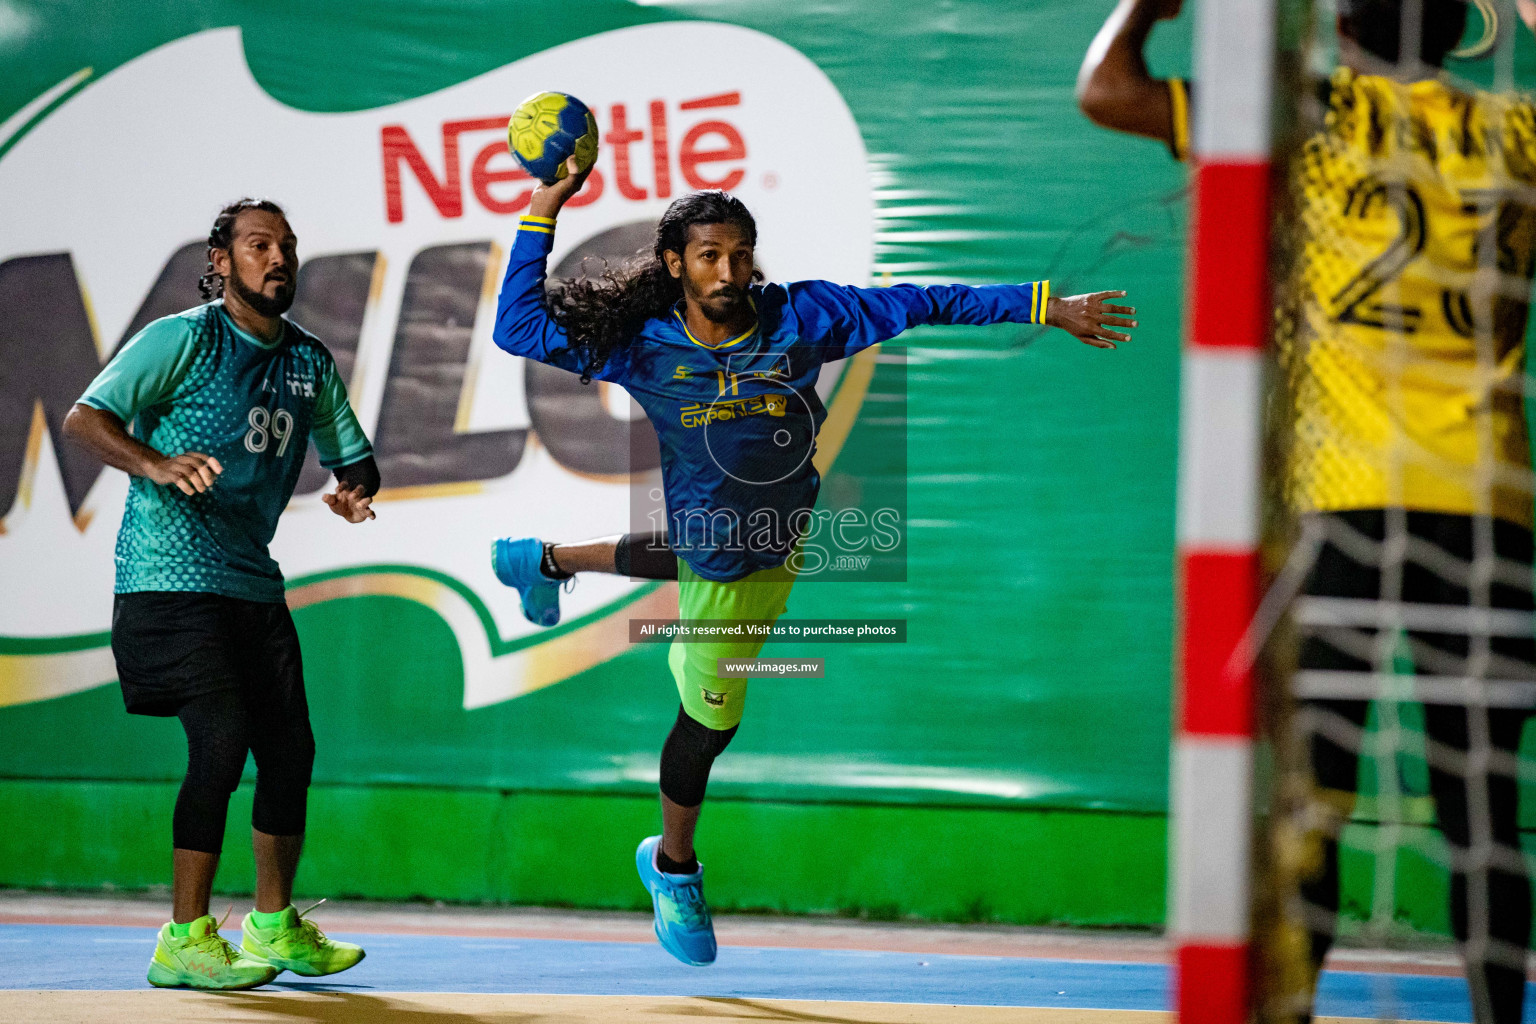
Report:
1175,70,1536,527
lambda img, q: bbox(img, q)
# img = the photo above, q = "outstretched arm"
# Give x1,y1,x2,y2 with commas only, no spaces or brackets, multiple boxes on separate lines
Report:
1077,0,1187,156
788,279,1136,361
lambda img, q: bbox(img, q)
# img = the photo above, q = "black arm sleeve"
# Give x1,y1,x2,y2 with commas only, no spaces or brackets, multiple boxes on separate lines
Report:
332,455,380,498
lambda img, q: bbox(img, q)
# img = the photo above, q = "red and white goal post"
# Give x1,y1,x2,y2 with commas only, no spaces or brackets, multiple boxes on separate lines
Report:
1172,0,1277,1021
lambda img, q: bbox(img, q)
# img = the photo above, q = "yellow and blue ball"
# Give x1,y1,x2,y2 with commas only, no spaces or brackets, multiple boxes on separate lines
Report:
507,91,599,186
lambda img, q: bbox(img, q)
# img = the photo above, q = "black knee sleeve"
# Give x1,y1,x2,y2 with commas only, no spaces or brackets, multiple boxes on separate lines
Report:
173,777,241,853
616,532,677,581
251,717,315,837
173,692,251,853
659,704,736,807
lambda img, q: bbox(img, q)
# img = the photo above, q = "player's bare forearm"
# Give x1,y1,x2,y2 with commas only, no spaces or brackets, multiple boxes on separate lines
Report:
1045,291,1137,349
1077,0,1181,143
63,403,157,476
62,402,223,494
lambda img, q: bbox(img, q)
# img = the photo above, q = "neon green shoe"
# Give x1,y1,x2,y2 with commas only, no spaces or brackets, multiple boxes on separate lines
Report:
240,901,365,977
146,913,279,990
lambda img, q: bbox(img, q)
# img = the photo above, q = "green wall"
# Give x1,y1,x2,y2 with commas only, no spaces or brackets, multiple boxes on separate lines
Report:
0,775,1505,933
0,781,1166,925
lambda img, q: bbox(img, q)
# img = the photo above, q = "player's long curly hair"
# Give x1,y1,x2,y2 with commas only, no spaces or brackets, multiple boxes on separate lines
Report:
548,190,760,383
198,197,287,301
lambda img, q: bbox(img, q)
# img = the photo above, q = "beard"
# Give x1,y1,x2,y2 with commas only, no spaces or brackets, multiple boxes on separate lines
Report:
699,287,750,324
227,266,295,317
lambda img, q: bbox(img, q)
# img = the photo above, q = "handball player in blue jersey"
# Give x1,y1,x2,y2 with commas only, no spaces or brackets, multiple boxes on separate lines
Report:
63,200,376,989
491,159,1136,966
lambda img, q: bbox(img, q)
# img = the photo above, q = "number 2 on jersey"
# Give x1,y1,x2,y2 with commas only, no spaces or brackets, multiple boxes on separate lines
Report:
244,406,294,457
1331,180,1426,333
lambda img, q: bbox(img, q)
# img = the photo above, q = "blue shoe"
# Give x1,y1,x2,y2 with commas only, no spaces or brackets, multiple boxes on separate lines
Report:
491,537,562,627
636,835,716,966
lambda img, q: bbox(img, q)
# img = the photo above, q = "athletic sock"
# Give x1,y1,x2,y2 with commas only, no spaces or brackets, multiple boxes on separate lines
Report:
656,847,699,876
167,920,193,938
248,907,290,929
541,542,574,581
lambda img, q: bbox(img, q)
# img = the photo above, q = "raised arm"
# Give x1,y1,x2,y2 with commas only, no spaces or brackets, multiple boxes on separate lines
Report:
1077,0,1187,156
492,158,592,368
788,279,1136,362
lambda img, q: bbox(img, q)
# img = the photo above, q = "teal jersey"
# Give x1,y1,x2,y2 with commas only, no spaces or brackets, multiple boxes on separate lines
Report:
79,302,372,602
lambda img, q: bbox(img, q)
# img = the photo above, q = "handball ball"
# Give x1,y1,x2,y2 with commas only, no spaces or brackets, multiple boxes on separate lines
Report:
508,91,599,186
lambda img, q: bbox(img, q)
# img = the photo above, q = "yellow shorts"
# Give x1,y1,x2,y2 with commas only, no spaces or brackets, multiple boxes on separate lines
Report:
667,556,798,730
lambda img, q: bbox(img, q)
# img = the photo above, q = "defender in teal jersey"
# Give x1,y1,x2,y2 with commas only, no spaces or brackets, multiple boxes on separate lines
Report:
63,199,374,989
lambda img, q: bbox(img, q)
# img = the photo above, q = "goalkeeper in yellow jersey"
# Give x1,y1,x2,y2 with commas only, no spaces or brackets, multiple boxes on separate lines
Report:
1080,2,1536,1022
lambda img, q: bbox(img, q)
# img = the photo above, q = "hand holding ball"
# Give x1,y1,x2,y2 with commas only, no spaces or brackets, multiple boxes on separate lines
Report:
508,92,599,186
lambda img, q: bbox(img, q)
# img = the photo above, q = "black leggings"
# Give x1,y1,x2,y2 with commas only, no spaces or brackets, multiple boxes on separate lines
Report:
1299,510,1534,1024
174,687,315,853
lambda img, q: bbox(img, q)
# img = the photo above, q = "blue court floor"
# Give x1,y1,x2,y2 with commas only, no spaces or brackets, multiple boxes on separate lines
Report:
0,921,1515,1022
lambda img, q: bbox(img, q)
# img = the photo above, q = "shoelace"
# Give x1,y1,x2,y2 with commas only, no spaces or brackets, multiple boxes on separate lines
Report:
670,881,709,930
292,899,331,948
189,907,238,965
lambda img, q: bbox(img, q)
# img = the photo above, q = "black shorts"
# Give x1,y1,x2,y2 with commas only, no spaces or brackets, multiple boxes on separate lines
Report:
111,592,306,717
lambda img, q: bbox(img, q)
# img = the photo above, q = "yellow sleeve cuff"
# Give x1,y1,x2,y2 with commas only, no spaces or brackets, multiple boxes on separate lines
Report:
1168,78,1191,163
520,215,556,234
1034,280,1050,324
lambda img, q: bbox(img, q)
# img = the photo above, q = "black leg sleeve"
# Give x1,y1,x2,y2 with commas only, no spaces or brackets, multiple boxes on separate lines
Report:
173,690,252,853
249,712,315,837
246,605,315,838
616,532,678,581
659,704,737,807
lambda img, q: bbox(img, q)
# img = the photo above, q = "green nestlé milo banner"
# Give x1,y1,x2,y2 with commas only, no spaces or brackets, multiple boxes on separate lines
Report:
0,2,1188,813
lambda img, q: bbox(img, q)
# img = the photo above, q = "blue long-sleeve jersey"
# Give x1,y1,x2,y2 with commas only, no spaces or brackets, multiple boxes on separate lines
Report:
494,214,1050,581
